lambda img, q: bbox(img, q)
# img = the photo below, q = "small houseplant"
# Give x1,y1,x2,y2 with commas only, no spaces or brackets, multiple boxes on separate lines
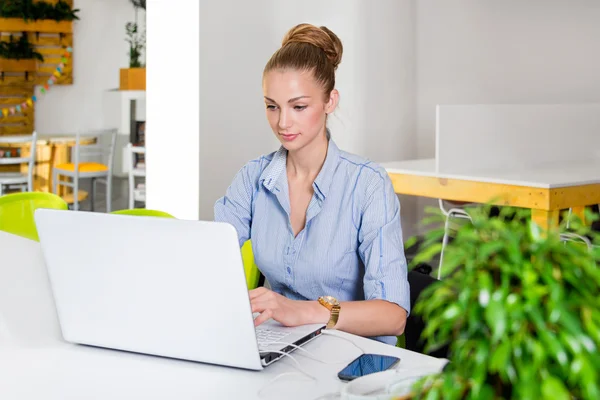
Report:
0,34,44,74
119,0,146,90
0,0,79,21
407,205,600,399
0,0,76,38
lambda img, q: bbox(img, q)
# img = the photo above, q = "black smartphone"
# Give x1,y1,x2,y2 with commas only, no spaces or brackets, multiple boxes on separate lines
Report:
337,353,401,381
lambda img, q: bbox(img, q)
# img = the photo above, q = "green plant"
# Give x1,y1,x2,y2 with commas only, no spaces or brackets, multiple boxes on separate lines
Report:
129,0,146,10
0,34,44,61
125,22,145,68
125,0,145,67
0,0,79,21
408,205,600,399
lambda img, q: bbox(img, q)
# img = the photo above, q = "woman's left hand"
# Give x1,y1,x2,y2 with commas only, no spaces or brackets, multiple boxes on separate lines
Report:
249,287,312,327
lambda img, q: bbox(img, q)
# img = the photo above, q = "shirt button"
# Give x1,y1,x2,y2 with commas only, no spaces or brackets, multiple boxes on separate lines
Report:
286,267,291,274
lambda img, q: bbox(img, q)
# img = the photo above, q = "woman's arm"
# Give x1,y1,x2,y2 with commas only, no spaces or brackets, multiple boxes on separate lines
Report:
307,299,407,336
251,289,407,336
214,160,263,246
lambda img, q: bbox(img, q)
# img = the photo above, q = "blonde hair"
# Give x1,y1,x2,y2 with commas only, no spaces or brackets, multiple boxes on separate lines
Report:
264,23,343,101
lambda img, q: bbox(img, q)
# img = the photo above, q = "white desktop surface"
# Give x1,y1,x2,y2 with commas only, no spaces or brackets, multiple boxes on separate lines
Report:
0,230,446,400
382,158,600,189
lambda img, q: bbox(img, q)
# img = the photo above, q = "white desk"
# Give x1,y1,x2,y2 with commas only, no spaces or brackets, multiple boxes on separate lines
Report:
383,158,600,189
382,158,600,231
0,231,446,400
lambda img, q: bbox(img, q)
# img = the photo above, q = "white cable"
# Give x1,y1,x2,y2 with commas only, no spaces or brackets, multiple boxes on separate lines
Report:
261,350,317,380
260,341,360,365
256,351,316,398
321,329,367,354
257,330,368,399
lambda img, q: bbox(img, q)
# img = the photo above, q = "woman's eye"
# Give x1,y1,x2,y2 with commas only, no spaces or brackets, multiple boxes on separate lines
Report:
266,104,277,110
294,105,307,111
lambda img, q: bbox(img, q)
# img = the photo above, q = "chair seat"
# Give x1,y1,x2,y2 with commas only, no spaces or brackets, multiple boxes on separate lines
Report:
55,162,108,173
0,172,27,185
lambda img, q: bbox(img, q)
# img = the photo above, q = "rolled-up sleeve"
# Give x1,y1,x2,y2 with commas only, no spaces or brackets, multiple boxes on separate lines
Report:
357,168,411,315
214,161,261,247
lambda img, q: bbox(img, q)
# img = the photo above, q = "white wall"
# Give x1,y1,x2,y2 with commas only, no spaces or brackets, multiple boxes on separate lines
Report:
199,0,418,233
416,0,600,158
35,0,139,133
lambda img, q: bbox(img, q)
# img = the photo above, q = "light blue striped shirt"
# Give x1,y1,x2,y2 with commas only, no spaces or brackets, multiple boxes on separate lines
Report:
214,139,410,345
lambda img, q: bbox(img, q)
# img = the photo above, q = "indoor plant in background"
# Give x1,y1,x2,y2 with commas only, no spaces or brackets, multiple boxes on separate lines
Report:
119,0,146,90
0,34,44,75
406,205,600,399
0,0,79,21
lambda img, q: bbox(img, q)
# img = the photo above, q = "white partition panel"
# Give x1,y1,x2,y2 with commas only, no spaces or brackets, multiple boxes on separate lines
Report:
435,104,600,174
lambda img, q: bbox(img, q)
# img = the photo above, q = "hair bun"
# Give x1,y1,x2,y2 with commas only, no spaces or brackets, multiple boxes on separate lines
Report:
281,23,343,69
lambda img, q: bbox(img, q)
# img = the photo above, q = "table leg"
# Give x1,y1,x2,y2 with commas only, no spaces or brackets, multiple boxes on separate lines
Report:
531,209,559,233
571,206,587,226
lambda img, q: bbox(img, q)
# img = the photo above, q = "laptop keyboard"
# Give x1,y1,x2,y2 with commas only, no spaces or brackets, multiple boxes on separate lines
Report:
255,328,291,349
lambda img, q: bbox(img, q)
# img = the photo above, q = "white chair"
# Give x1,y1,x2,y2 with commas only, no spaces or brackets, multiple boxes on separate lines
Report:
0,132,37,196
437,199,473,279
562,208,596,251
438,201,593,279
52,129,117,212
127,143,146,209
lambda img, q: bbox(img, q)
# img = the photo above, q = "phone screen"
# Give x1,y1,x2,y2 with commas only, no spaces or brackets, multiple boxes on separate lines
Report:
338,353,401,381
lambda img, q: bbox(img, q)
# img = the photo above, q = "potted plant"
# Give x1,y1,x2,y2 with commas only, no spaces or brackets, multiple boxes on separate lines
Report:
0,34,44,74
405,205,600,399
0,0,78,33
119,0,146,90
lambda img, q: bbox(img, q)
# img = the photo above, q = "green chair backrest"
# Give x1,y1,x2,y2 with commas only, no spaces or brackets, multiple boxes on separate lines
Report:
110,208,176,218
242,240,261,290
0,191,69,241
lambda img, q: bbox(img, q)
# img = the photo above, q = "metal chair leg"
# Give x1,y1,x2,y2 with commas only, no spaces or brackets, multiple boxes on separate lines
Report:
91,178,96,211
52,170,58,194
106,175,112,213
438,214,452,280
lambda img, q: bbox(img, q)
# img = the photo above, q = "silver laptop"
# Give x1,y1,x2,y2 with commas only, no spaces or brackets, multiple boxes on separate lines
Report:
34,209,325,370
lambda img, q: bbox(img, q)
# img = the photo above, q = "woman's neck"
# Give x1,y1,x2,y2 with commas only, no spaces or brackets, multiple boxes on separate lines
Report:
286,130,329,181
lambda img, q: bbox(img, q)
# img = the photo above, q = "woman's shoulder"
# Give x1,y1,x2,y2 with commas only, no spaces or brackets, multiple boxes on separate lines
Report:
232,148,282,183
336,148,391,187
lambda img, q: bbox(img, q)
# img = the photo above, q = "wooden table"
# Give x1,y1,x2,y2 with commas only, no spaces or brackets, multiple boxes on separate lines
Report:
382,158,600,231
2,133,97,203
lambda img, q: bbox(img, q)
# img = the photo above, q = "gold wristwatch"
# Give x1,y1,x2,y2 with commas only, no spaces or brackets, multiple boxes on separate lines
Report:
318,296,340,329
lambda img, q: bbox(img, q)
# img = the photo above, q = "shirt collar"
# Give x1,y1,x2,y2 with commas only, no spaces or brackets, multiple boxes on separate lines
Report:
312,139,340,200
260,135,341,200
260,146,287,192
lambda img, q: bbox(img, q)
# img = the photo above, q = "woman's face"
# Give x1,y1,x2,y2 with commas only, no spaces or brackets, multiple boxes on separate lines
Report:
263,69,338,152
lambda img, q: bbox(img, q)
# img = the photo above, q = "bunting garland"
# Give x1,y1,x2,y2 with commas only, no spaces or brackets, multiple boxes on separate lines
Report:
0,46,73,119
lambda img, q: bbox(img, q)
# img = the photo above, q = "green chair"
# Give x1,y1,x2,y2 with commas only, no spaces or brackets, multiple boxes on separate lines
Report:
110,209,262,289
0,191,69,241
242,240,261,290
110,208,176,218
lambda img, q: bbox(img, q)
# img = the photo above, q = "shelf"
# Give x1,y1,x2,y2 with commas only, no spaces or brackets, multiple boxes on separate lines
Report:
133,188,145,202
0,18,72,33
131,167,146,177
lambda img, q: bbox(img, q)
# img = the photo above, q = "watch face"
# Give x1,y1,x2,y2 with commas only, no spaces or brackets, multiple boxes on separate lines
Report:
323,296,339,306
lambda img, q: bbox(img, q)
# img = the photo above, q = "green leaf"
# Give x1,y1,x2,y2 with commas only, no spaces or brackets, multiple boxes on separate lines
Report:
478,241,504,261
484,290,507,342
489,340,511,374
541,376,570,400
442,303,461,321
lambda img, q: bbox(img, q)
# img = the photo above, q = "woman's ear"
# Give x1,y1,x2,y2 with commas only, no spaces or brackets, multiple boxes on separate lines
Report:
325,89,339,114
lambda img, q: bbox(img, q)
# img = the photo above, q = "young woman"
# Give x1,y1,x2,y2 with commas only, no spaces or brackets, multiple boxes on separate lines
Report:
215,23,410,345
